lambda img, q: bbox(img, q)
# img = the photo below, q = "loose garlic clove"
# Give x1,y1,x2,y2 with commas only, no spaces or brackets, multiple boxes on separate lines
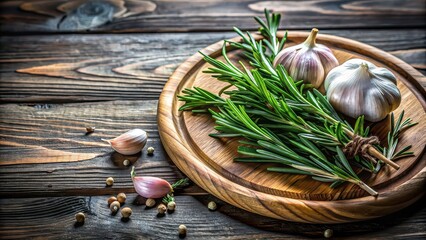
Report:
131,166,172,198
103,129,147,155
273,28,339,89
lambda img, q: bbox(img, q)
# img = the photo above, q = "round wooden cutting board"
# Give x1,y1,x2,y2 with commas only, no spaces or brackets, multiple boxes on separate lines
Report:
158,31,426,223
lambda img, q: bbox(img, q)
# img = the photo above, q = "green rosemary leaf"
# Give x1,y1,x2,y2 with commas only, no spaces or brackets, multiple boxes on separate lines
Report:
209,133,242,138
312,176,336,182
267,167,313,176
336,147,358,178
330,180,345,188
171,178,190,189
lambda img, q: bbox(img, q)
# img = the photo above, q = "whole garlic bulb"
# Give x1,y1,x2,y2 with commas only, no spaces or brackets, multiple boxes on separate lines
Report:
103,129,148,155
324,59,401,122
273,28,339,88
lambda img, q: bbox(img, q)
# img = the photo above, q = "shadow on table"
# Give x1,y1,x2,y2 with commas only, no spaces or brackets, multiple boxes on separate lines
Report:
194,194,426,238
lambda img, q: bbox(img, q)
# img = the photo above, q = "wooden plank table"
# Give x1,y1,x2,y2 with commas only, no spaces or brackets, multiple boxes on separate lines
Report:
0,0,425,239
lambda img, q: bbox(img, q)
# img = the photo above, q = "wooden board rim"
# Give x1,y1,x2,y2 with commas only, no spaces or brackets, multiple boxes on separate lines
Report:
158,31,426,223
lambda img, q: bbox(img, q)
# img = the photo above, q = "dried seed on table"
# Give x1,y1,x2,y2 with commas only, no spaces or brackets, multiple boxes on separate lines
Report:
123,159,130,166
110,201,120,214
121,207,132,218
86,126,95,133
146,198,156,208
75,212,85,223
147,146,155,155
207,201,217,211
324,229,333,238
107,196,117,206
178,224,187,236
117,193,127,204
157,204,167,215
167,201,176,211
106,177,114,186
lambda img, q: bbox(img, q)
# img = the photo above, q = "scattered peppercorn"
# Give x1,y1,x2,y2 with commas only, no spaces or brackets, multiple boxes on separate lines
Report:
86,126,95,133
207,201,217,211
117,193,127,204
110,201,120,214
121,207,132,218
178,224,187,237
324,229,333,238
123,159,130,166
167,201,176,211
107,196,117,206
106,177,114,186
75,212,85,223
147,146,155,155
146,198,156,208
157,204,167,215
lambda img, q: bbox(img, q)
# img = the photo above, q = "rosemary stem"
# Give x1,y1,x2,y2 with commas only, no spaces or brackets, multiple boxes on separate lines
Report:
368,147,400,170
357,181,378,197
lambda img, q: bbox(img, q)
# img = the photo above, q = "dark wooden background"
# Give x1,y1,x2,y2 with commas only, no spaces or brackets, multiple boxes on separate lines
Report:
0,0,425,239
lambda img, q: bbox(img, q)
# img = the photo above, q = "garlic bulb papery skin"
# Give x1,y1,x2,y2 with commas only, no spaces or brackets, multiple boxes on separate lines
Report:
324,59,401,122
273,28,339,88
103,129,148,155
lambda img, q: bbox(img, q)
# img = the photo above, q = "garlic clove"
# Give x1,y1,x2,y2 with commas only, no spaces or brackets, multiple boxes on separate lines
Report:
289,49,325,88
315,46,339,74
273,28,339,89
131,166,172,198
103,129,147,155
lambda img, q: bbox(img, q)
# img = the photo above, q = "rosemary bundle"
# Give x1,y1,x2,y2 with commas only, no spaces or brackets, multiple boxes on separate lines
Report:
178,10,416,196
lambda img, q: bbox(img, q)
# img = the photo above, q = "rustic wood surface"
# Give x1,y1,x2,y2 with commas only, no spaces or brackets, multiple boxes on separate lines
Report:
1,30,425,103
0,0,425,33
0,0,425,238
158,31,426,223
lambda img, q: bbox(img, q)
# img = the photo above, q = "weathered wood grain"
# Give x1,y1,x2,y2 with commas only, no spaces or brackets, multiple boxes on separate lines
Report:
0,100,202,196
0,194,424,239
158,31,426,223
0,195,294,239
196,195,426,238
0,29,424,103
0,0,425,33
0,99,422,236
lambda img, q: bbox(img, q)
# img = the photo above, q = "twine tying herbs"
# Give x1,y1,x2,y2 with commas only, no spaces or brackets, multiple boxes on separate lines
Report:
343,135,380,163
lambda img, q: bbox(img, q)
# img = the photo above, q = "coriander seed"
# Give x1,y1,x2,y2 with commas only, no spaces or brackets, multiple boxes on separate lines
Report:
324,229,333,238
146,198,156,208
107,196,117,206
147,146,155,155
123,159,130,166
121,207,132,218
207,201,217,211
75,212,85,223
178,224,187,236
106,177,114,186
117,193,126,204
157,204,167,215
110,201,120,214
167,201,176,211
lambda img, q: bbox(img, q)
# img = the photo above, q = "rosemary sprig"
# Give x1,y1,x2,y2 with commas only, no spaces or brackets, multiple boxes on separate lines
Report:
254,9,285,58
209,99,377,195
177,9,414,196
383,111,417,160
162,178,190,204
